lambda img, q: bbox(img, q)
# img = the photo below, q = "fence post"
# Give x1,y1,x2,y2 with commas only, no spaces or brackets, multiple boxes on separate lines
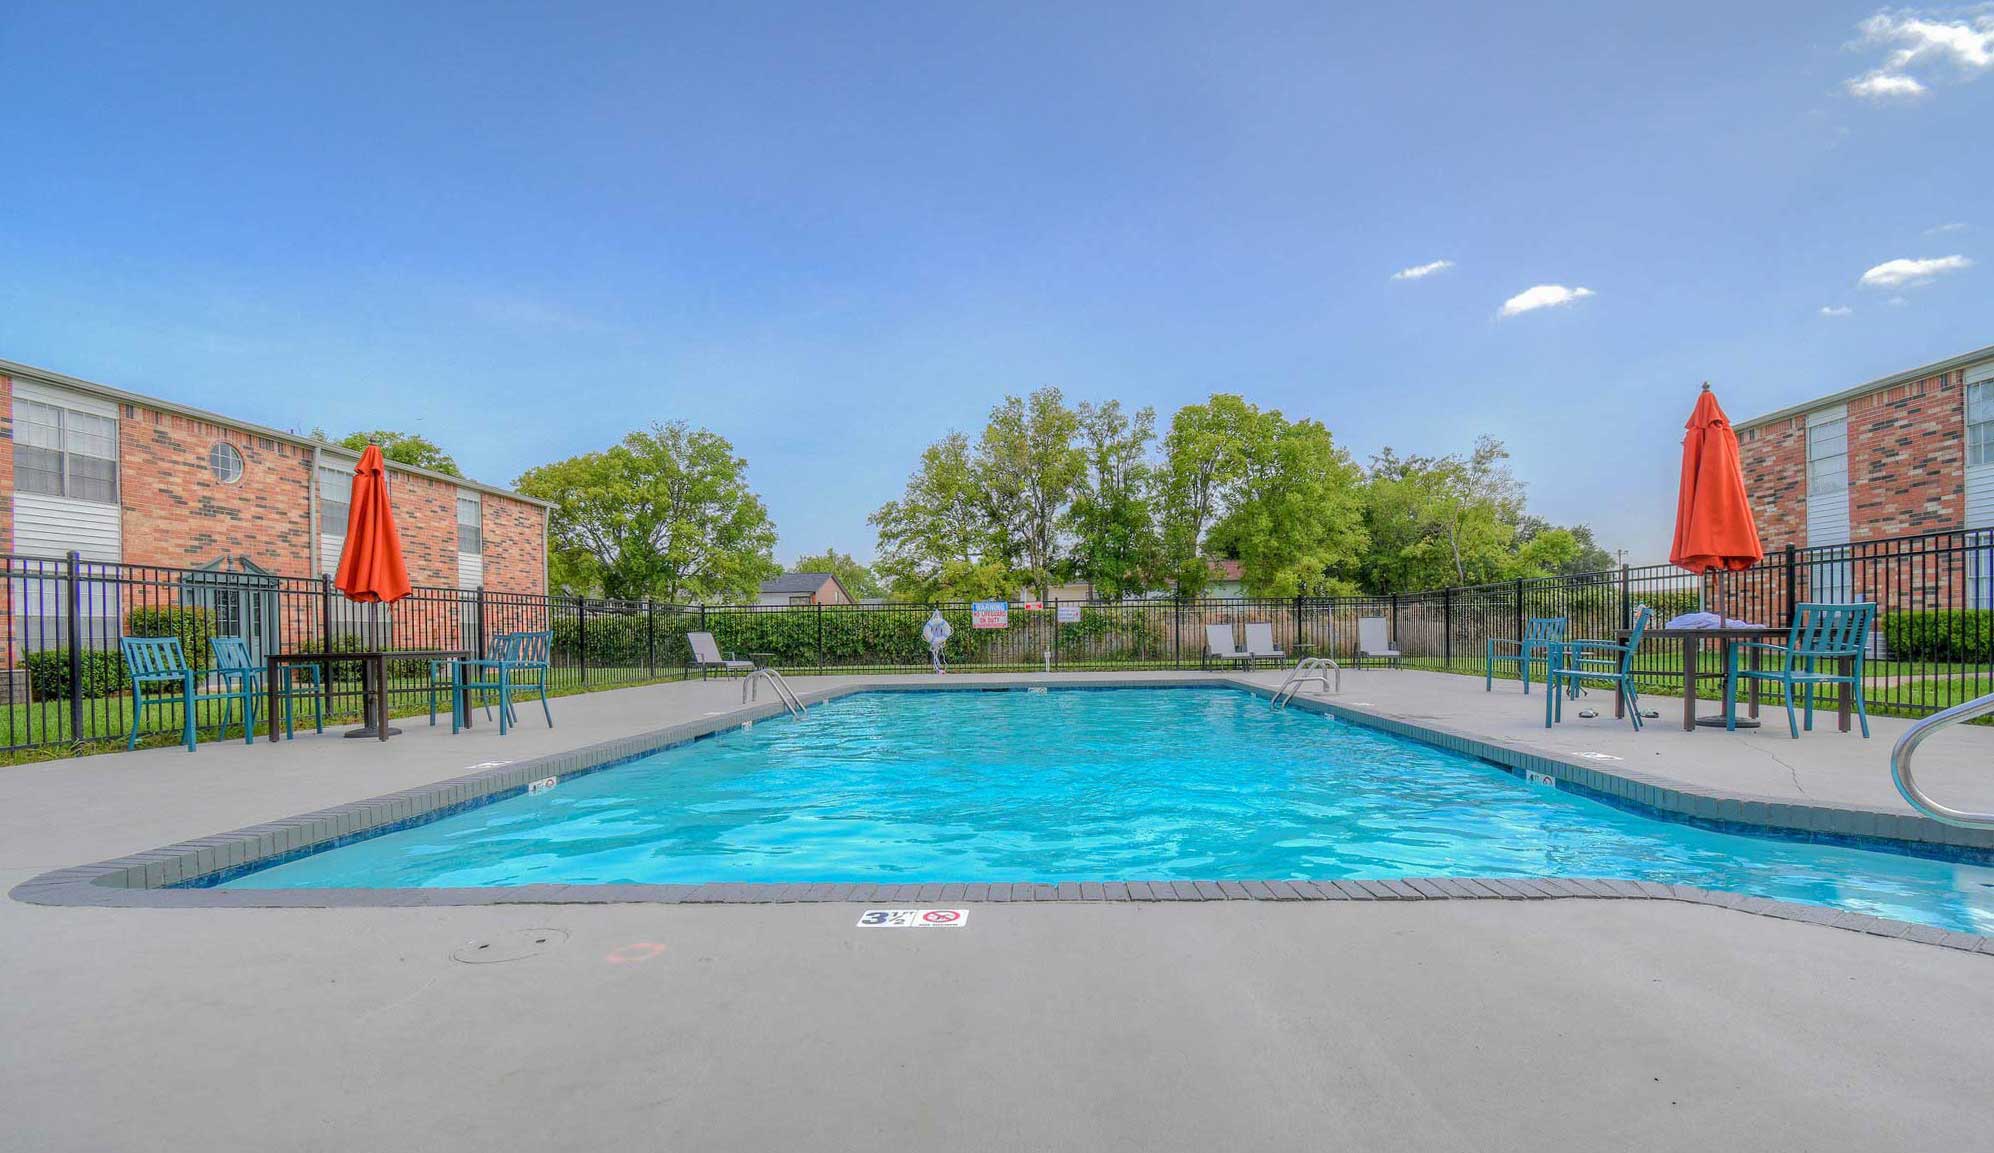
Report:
1173,601,1183,669
64,551,83,745
1513,579,1524,646
320,573,335,715
1390,593,1400,650
1051,600,1060,670
645,599,656,678
1442,586,1452,669
1619,564,1631,631
1294,594,1304,654
475,585,488,659
578,596,589,686
1784,543,1798,626
816,602,825,675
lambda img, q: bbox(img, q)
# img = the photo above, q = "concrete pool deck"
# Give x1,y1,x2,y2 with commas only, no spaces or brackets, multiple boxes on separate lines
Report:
4,671,1993,1150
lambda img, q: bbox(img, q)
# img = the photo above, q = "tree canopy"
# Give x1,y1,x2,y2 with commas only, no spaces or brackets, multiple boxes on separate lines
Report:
330,429,461,476
514,421,778,602
788,550,883,600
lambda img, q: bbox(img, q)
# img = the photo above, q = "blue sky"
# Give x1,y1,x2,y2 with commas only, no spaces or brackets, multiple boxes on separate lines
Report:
2,2,1988,565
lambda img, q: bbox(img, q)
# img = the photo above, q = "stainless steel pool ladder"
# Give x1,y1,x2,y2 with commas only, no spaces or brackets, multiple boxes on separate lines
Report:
743,667,806,719
1272,657,1340,706
1889,689,1994,830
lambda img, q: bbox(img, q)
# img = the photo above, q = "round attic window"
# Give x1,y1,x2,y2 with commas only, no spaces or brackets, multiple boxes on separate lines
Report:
209,442,245,485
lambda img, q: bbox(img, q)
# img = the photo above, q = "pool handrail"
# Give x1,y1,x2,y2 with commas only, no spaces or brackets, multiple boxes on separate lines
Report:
1889,688,1994,830
1272,656,1340,706
743,667,806,719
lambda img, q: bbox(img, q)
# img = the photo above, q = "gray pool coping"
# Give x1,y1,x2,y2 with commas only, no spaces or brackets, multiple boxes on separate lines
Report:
11,675,1992,957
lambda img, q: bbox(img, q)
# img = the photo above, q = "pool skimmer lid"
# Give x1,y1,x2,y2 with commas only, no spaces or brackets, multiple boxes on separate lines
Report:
451,927,570,964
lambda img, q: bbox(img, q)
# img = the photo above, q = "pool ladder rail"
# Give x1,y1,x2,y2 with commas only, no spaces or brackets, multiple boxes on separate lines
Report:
1890,688,1994,830
1272,657,1340,707
743,667,807,719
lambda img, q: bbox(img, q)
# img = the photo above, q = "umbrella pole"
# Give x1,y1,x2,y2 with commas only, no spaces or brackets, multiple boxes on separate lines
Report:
344,600,403,738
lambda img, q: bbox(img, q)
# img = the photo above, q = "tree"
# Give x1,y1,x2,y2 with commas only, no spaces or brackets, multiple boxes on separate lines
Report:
978,389,1085,603
1158,395,1256,596
514,421,779,602
1068,400,1164,600
329,429,461,476
1359,437,1527,591
1515,517,1615,575
869,433,1016,603
1200,407,1368,596
788,550,883,600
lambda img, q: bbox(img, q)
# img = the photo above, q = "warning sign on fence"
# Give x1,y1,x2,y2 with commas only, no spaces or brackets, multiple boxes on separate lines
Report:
971,601,1009,629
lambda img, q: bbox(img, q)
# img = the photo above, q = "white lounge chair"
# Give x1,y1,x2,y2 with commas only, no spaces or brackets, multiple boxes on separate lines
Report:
1243,622,1285,663
1203,623,1250,668
687,631,755,678
1356,616,1401,668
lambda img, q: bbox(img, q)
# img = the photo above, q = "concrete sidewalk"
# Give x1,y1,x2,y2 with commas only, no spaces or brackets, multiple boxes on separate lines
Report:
4,671,1992,1152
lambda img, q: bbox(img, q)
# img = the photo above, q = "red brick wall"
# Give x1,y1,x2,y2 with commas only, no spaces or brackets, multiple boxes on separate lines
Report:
118,405,315,573
482,494,545,595
385,469,459,588
1847,370,1962,541
1738,414,1807,550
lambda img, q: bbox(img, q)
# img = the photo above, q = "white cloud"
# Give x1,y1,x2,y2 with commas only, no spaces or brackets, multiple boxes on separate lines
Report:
1498,284,1594,318
1848,70,1928,98
1820,305,1854,316
1391,259,1455,281
1848,9,1994,100
1927,220,1969,233
1858,254,1974,287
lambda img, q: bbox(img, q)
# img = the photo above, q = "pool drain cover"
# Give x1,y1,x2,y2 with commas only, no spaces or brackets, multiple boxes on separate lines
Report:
451,928,570,964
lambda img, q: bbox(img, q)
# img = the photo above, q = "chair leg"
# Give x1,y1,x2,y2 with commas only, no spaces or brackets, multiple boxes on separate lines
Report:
428,666,438,727
241,686,256,745
1783,681,1799,739
181,675,197,752
1852,679,1871,739
1624,681,1642,731
497,669,511,735
538,675,552,728
1724,649,1738,732
127,689,143,750
1803,683,1815,732
1522,648,1532,695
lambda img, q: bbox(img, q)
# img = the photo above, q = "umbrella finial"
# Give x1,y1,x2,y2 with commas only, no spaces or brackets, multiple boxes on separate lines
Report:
1700,381,1711,392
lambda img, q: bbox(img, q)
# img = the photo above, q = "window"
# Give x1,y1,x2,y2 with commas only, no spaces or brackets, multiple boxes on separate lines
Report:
317,467,351,537
209,442,244,484
1969,382,1994,467
1807,418,1848,497
12,399,118,503
456,495,482,554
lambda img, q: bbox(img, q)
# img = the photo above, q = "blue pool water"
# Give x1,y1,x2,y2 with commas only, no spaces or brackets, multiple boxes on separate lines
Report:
225,687,1994,933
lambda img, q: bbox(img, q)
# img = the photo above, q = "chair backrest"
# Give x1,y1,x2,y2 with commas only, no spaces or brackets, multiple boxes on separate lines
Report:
1523,617,1567,644
1788,602,1874,657
495,630,553,666
119,636,188,679
1205,623,1239,654
1358,616,1392,653
688,631,724,664
1243,622,1281,654
1619,605,1653,673
211,636,254,670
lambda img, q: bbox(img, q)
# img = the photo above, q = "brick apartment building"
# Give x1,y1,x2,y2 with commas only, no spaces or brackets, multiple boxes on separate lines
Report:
1,356,550,665
1736,342,1994,608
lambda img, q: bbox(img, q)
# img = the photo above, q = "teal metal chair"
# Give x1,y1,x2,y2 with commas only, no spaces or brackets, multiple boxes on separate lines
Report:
1545,605,1652,731
217,636,326,740
119,636,256,751
1724,602,1874,739
451,630,554,735
1486,617,1567,694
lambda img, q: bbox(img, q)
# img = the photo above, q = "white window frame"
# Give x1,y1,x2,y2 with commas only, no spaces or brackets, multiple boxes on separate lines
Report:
12,398,119,504
1968,381,1994,468
209,441,245,485
317,466,353,537
456,493,483,555
1807,417,1848,498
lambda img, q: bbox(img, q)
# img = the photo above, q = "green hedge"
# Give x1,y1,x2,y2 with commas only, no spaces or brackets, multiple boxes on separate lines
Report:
1882,611,1993,662
126,606,215,671
23,649,128,701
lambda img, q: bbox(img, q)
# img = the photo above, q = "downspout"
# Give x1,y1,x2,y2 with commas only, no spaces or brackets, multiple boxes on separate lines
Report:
309,443,322,575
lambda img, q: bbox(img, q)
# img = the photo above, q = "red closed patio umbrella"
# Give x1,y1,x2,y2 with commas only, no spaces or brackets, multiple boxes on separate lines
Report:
1671,383,1766,727
332,444,411,736
333,444,412,604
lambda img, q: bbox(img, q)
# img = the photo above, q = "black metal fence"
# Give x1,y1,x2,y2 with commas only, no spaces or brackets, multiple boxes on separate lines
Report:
5,526,1993,751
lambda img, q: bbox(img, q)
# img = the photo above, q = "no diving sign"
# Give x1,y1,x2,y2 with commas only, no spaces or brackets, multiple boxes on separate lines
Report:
857,909,968,928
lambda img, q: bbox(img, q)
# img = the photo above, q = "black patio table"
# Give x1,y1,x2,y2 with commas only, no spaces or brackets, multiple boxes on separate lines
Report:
264,649,474,742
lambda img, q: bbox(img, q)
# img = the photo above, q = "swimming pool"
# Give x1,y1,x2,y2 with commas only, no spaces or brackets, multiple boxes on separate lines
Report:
221,686,1994,934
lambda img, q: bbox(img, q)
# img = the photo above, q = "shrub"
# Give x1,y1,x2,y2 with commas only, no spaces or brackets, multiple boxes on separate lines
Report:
125,606,215,672
1882,611,1993,662
24,649,128,701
